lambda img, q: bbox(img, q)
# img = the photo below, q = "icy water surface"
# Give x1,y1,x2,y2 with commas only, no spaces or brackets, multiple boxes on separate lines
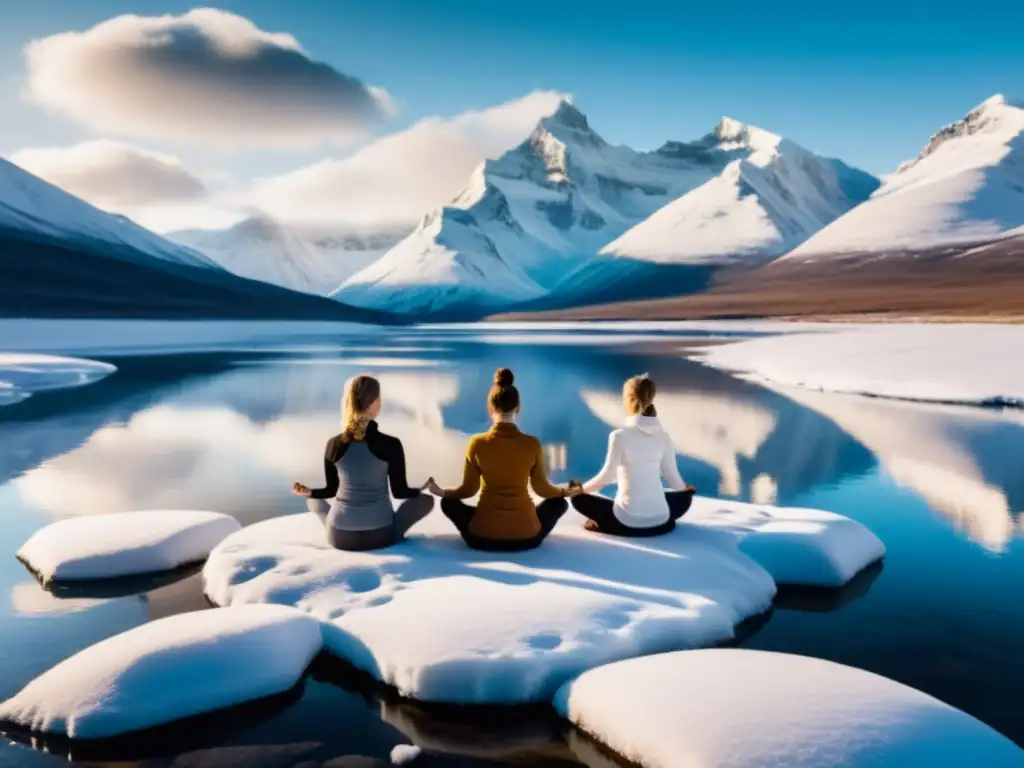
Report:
1,326,1022,766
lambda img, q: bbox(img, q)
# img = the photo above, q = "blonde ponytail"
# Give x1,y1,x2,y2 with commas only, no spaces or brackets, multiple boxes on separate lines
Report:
341,375,381,442
623,374,657,417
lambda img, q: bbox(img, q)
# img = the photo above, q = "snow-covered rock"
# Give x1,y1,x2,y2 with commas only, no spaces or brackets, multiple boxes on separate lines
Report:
19,510,241,583
0,353,115,406
204,496,883,704
389,745,422,765
172,216,404,296
204,509,776,704
554,649,1024,768
786,94,1024,259
0,605,322,739
694,323,1024,406
334,104,876,317
686,496,885,588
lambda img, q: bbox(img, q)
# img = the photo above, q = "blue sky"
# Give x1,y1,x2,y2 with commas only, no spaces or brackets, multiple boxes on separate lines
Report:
1,1,1021,230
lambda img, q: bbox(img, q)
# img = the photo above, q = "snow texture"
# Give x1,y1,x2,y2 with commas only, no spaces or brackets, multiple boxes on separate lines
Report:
787,94,1024,257
695,324,1024,407
19,510,241,583
204,496,882,703
204,509,776,704
0,605,322,739
172,216,403,296
0,353,115,406
334,103,873,315
554,649,1024,768
687,496,886,588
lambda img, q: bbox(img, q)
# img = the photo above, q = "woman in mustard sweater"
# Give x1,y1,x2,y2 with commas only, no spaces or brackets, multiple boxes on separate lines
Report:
426,368,579,551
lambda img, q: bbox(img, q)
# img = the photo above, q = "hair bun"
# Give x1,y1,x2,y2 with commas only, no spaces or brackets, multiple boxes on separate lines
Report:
494,367,514,387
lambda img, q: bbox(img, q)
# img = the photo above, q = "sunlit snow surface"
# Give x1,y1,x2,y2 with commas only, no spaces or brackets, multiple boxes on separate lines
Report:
0,605,322,739
0,353,115,406
696,324,1024,407
18,510,241,583
555,649,1024,768
204,499,882,704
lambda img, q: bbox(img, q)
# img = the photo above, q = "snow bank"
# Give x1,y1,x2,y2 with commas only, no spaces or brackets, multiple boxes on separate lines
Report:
687,497,885,588
0,605,322,739
695,324,1024,406
204,510,776,704
0,353,115,406
19,510,241,583
555,649,1024,768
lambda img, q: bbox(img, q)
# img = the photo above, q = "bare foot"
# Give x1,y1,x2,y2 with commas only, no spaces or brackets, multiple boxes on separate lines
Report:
583,519,603,533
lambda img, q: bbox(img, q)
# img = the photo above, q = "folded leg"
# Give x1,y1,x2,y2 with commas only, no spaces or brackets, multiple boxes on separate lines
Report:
667,489,695,521
394,493,434,539
440,497,475,537
535,497,569,541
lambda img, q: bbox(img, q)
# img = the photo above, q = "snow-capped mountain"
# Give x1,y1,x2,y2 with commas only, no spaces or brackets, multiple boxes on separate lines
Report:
784,94,1024,261
0,159,394,322
535,126,879,308
172,216,405,296
1,158,216,270
333,102,876,317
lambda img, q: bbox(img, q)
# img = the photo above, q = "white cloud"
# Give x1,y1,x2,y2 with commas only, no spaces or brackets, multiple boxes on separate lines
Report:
23,8,392,149
12,140,207,208
10,140,241,233
245,90,568,229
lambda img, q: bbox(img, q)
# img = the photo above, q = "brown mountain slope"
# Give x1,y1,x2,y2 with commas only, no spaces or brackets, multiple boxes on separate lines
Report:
492,235,1024,322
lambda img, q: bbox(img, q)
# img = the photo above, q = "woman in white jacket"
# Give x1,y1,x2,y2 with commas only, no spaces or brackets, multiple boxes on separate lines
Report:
570,374,694,536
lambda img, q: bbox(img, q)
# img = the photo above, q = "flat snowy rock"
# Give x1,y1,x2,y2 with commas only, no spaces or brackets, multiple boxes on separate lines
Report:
0,353,115,406
204,510,776,704
19,510,241,583
555,649,1024,768
686,496,885,588
0,605,323,739
695,324,1024,406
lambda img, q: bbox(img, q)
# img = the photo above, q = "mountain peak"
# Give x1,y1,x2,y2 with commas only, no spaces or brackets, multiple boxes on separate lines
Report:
547,100,589,131
714,117,746,141
898,93,1024,173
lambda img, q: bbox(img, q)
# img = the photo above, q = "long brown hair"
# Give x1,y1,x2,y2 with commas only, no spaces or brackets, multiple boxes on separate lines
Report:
341,374,381,442
488,367,520,415
624,374,657,417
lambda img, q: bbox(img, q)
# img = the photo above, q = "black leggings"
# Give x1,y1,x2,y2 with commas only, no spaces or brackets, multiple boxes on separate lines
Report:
571,490,694,537
440,497,568,552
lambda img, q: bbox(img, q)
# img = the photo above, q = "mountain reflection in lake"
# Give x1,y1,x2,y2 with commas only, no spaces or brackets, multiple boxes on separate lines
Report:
1,328,1021,765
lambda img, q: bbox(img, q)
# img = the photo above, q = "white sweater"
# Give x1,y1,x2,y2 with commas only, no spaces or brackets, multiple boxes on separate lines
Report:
581,415,688,527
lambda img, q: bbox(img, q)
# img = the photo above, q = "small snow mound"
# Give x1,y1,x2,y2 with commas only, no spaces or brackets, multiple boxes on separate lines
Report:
204,510,777,704
19,510,241,583
555,649,1024,768
0,605,323,739
390,744,423,765
687,497,885,587
0,353,115,406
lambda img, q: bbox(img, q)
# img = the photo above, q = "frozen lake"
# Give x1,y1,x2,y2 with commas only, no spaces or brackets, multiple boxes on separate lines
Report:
1,324,1022,765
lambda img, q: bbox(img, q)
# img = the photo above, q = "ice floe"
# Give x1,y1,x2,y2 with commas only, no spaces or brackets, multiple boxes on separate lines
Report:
686,496,886,588
204,510,775,704
19,510,241,583
0,353,115,406
204,499,882,704
555,649,1024,768
695,324,1024,407
0,605,322,739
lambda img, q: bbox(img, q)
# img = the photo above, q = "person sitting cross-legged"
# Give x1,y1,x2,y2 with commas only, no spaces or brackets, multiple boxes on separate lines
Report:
425,367,579,551
570,373,694,537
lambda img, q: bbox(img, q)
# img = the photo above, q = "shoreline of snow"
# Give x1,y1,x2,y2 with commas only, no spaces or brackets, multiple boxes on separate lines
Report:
693,325,1024,408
